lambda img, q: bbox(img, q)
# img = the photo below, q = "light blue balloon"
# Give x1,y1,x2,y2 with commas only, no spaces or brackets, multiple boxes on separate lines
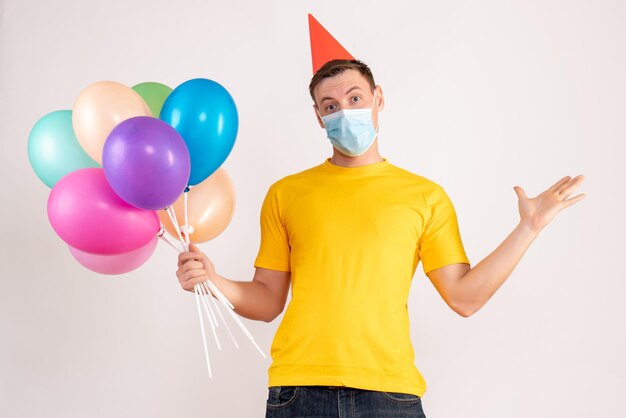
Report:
28,110,100,188
160,78,238,186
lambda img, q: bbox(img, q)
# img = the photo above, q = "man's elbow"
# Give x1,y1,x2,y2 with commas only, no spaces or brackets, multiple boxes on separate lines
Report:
262,306,285,323
452,301,479,318
456,308,474,318
263,313,278,323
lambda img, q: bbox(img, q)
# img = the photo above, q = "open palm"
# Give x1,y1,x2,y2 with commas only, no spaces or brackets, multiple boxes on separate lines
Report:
514,175,586,232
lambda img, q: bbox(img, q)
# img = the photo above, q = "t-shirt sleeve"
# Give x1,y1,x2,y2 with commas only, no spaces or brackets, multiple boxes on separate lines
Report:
253,185,291,272
419,186,470,274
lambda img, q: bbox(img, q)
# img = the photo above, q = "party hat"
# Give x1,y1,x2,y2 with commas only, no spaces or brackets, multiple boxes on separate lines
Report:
308,14,355,74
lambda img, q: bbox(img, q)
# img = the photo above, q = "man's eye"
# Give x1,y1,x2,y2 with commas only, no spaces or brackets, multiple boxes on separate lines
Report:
351,96,361,103
326,104,336,112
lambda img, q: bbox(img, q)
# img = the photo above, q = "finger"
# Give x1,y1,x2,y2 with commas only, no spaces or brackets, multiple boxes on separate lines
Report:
188,242,205,257
183,274,208,291
562,192,586,208
181,269,207,284
513,186,527,200
180,260,204,273
178,257,196,269
178,251,201,264
188,242,204,255
548,176,571,193
179,266,206,279
557,175,585,196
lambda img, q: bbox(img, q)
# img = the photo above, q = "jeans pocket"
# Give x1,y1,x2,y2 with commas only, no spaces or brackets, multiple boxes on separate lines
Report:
382,391,422,403
266,386,300,409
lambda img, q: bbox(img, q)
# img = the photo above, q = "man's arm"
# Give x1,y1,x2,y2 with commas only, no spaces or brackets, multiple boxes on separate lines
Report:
427,222,538,317
427,175,586,317
177,243,291,323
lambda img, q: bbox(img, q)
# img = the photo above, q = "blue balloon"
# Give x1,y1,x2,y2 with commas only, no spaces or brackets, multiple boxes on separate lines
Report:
160,78,238,186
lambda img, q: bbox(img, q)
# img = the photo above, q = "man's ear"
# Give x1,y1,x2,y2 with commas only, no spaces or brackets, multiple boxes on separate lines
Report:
374,85,385,112
313,104,325,129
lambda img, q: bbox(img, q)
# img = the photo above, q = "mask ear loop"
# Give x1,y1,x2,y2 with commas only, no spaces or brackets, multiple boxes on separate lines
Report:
372,90,380,134
315,105,326,129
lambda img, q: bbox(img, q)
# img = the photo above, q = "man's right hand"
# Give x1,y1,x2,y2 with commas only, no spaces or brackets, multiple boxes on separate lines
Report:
176,242,291,321
176,243,217,293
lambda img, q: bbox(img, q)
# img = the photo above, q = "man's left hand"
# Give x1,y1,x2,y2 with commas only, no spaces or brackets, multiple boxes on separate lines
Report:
514,175,586,233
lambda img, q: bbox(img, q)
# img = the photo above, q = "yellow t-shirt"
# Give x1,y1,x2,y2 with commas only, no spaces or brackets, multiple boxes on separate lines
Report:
254,157,470,397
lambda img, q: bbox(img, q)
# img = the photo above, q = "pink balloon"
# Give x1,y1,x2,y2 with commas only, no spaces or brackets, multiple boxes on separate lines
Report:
68,235,158,275
47,168,160,255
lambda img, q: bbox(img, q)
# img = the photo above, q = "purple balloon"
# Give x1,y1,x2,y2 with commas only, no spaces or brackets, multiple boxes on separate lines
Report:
103,116,190,210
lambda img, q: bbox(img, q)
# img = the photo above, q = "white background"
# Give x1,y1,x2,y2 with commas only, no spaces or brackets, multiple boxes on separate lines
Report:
1,0,624,417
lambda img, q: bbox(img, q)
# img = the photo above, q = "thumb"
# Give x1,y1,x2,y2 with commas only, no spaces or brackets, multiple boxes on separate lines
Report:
188,242,206,260
514,186,527,200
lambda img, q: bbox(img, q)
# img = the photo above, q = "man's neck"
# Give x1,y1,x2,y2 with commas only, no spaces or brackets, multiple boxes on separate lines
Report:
329,141,383,168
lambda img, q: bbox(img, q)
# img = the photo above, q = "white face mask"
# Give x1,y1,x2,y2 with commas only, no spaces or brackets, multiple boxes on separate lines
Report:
318,91,379,157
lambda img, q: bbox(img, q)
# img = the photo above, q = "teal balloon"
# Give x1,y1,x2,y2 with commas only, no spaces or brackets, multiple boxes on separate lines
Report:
160,78,238,186
28,110,100,188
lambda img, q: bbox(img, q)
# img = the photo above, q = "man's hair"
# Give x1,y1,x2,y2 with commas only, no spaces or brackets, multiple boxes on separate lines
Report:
308,59,376,105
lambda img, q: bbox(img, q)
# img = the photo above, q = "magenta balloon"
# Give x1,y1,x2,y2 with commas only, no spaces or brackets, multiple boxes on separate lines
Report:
47,168,160,255
68,235,158,275
102,116,191,210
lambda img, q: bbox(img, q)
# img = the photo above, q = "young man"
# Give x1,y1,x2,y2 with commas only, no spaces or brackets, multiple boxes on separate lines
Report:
176,16,585,418
176,59,585,417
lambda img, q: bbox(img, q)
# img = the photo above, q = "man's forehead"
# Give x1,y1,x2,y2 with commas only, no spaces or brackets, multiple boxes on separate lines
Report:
314,70,370,100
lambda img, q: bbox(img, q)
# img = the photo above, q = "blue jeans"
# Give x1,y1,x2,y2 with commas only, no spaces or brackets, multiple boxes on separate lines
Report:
265,385,426,417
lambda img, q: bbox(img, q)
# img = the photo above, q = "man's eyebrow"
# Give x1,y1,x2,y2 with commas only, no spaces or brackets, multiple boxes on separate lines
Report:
319,86,364,104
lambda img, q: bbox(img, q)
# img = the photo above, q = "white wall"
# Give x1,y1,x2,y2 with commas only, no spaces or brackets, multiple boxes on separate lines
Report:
1,0,623,417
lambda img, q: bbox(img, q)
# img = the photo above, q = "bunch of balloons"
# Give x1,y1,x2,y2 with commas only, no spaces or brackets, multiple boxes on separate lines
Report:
28,79,239,275
29,79,266,377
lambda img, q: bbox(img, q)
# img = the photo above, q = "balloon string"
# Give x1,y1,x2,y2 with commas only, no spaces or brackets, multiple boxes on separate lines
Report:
158,232,182,253
204,279,266,359
197,282,221,350
166,206,188,252
158,225,182,252
198,282,219,329
194,284,213,378
183,188,190,248
202,282,239,349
